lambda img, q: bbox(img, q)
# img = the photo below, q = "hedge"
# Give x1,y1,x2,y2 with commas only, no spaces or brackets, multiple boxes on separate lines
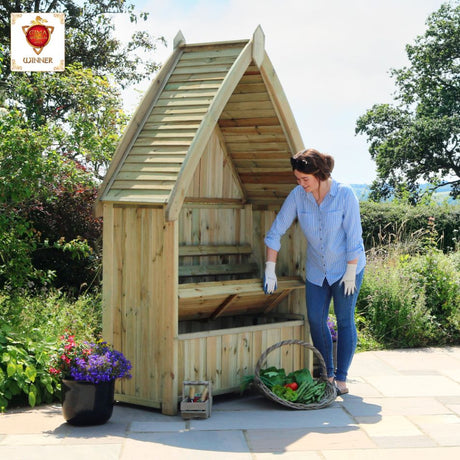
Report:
360,201,459,252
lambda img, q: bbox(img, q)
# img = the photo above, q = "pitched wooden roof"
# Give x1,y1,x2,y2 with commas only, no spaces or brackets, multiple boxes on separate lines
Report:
96,27,303,220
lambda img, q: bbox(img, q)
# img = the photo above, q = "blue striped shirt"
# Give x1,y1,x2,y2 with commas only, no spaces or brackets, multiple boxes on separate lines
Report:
264,179,366,286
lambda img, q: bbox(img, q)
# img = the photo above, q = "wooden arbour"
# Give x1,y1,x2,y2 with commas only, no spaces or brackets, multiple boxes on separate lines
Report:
96,27,310,415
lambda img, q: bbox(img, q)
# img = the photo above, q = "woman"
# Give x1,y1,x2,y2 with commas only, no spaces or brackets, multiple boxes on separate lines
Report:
264,148,366,395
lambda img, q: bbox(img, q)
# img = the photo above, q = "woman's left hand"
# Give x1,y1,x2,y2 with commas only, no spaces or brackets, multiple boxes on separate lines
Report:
340,263,357,295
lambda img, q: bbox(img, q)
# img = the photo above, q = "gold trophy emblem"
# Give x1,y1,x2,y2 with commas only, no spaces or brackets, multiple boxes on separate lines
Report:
22,16,54,55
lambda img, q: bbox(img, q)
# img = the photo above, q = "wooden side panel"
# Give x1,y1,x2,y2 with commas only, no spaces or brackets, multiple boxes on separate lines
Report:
178,322,305,395
185,127,243,200
103,206,178,412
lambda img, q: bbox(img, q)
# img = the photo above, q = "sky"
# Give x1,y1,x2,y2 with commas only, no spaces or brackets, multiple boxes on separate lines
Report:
113,0,448,185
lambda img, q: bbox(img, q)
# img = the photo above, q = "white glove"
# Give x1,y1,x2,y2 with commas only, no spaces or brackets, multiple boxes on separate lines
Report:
263,261,277,294
340,263,357,296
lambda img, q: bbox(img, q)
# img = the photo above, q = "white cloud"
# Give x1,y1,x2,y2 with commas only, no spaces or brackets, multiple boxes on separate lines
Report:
115,0,447,184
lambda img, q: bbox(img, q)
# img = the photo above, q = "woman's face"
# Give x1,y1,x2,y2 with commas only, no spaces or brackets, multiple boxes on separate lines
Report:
294,170,319,193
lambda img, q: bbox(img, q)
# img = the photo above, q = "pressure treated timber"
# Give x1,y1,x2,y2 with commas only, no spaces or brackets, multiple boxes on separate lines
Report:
178,277,305,321
166,40,253,221
99,29,309,415
178,321,305,395
179,244,252,257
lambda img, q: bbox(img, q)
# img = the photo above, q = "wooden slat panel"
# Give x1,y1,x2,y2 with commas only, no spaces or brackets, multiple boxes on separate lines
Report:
220,125,283,135
117,172,179,181
218,117,280,127
103,190,170,203
233,159,290,169
130,145,189,154
147,114,205,123
224,92,270,103
225,134,288,144
133,140,192,147
180,48,243,60
142,122,201,131
231,83,266,93
239,172,295,184
227,143,289,153
178,322,305,392
164,81,222,91
160,89,218,99
223,101,274,111
155,97,215,107
221,109,277,119
179,244,252,257
111,180,175,190
149,105,210,115
179,262,258,278
176,54,240,64
124,155,186,164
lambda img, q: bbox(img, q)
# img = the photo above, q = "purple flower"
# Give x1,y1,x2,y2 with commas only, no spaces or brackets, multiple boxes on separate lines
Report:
50,333,132,383
327,316,337,342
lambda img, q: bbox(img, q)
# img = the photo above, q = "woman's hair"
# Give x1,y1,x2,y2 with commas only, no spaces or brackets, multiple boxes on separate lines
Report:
290,148,334,181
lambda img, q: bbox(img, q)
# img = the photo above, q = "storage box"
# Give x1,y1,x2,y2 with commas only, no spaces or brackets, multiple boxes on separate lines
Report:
180,380,212,419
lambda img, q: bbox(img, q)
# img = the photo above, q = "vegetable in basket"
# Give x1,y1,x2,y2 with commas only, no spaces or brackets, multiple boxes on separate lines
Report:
240,365,328,404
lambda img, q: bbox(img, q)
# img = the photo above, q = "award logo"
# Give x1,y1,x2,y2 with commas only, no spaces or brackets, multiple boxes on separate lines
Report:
11,13,65,72
23,16,54,55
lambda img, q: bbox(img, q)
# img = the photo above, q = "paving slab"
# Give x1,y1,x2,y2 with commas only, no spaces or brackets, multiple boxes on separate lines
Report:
122,430,251,459
322,446,460,460
0,347,458,460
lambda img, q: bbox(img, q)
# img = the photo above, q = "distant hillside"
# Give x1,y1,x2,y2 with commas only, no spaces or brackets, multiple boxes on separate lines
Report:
350,184,371,201
349,183,458,203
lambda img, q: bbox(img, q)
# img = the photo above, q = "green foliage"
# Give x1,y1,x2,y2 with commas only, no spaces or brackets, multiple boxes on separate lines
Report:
357,244,460,348
356,1,460,201
0,291,102,411
360,201,459,252
0,332,58,411
406,250,460,341
23,183,103,294
0,66,120,292
4,64,129,179
0,1,165,88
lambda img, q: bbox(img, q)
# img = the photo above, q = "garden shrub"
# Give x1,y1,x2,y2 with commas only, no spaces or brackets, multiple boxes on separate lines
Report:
405,250,460,344
0,291,102,410
360,201,459,252
357,247,460,348
357,256,437,348
19,183,102,295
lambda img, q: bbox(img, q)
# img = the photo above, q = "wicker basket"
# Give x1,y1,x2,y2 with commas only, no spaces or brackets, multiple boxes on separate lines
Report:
253,339,336,410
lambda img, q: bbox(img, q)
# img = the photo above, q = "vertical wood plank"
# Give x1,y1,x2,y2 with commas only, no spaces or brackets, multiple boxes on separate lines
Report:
102,204,114,343
159,213,178,414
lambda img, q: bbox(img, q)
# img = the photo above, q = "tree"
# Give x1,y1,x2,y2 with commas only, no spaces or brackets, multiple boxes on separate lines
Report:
356,1,460,202
0,66,125,291
0,0,165,88
0,1,166,291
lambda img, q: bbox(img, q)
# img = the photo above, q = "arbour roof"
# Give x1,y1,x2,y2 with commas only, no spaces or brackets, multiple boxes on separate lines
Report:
97,26,304,221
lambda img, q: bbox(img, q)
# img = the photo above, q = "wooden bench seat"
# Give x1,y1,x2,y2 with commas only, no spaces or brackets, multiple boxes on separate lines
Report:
178,277,305,320
178,244,305,321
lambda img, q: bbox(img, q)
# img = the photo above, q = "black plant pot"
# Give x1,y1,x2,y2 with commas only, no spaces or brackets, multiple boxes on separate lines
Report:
61,379,115,426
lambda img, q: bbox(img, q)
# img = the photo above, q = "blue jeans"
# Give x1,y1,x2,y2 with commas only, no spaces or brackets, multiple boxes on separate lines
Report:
306,269,364,382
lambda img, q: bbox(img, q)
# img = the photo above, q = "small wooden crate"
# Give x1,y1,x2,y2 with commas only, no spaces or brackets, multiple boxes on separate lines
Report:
180,380,212,419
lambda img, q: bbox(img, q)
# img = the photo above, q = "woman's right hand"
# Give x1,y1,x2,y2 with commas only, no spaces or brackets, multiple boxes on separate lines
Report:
263,261,277,294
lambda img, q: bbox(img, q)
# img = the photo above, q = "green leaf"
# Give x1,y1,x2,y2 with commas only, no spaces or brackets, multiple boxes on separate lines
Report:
25,366,37,382
28,389,36,407
6,362,16,377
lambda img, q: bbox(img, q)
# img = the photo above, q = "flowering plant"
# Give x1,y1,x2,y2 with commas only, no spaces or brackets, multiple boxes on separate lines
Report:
327,316,337,342
49,331,132,383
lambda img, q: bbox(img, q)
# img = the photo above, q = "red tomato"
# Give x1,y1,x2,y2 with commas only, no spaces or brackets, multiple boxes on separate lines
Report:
284,382,298,391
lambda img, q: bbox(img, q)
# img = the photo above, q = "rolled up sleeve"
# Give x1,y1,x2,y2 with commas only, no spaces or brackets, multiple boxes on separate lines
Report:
264,190,298,252
342,188,364,261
